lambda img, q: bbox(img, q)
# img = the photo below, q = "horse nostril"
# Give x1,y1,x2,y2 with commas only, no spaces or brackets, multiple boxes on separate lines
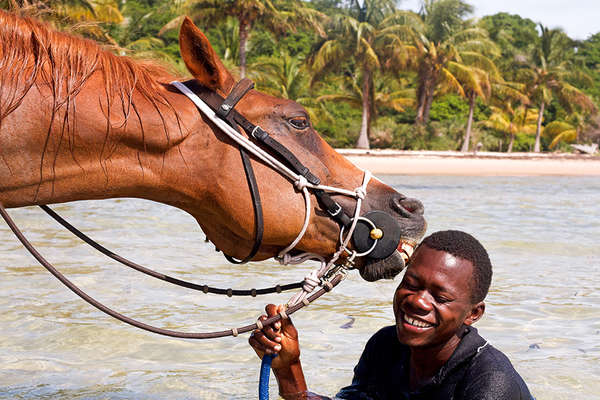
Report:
391,195,425,217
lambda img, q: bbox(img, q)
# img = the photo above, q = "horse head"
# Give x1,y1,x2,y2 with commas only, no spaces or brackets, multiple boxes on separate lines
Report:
174,18,426,280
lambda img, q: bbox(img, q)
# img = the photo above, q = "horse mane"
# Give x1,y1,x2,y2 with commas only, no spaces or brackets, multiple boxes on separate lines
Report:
0,9,178,132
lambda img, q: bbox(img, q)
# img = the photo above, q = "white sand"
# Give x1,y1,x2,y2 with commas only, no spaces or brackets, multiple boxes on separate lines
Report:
337,150,600,176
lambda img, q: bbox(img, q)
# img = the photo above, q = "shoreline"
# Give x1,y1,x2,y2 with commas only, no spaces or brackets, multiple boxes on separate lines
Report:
336,149,600,176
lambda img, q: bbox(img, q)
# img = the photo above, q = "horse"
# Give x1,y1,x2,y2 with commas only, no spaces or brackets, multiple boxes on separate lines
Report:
0,10,426,286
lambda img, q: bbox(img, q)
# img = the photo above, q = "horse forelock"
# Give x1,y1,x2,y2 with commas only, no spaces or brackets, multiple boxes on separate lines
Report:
0,9,178,130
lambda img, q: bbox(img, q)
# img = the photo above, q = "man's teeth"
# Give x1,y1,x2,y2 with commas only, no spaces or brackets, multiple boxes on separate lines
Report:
403,314,433,328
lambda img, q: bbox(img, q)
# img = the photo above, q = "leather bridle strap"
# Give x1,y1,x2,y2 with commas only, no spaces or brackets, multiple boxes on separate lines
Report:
214,79,264,264
216,78,255,119
173,79,375,306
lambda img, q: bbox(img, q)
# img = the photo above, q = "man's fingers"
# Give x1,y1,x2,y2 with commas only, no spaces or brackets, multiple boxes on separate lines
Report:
258,315,282,342
250,330,281,354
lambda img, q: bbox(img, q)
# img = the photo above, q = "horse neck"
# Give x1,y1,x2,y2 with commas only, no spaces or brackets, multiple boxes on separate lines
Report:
0,69,211,210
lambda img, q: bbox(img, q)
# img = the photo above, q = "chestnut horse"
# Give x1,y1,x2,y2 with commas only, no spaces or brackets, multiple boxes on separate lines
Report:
0,11,426,280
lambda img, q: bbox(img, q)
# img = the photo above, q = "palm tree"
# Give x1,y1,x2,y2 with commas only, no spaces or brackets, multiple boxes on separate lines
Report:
517,24,596,152
162,0,324,78
309,0,412,148
544,112,592,149
317,73,414,123
396,0,498,126
249,50,307,101
482,102,538,152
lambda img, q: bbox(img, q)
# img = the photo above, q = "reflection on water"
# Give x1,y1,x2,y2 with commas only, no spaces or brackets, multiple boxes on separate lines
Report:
0,176,598,399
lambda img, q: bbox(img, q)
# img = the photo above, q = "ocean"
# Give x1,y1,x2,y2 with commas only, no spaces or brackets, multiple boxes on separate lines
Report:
0,175,598,399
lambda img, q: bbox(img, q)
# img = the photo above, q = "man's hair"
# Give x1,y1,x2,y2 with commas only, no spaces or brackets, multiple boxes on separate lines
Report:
420,230,492,303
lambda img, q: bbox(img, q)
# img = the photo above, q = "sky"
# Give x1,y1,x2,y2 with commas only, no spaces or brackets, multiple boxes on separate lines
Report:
401,0,600,40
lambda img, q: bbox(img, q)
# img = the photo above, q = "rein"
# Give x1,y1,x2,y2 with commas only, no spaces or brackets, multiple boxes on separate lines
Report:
39,204,303,297
0,200,345,339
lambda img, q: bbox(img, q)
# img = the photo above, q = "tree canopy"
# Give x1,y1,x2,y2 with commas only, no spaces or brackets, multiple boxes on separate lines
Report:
3,0,598,152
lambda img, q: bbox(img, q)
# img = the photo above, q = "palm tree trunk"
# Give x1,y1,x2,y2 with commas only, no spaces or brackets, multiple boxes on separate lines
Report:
416,65,435,125
356,69,371,149
508,132,515,153
238,19,251,78
461,93,476,152
423,86,435,123
416,83,428,125
534,101,545,152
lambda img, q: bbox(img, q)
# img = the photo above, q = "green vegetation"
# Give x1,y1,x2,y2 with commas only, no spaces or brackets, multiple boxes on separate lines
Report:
3,0,598,152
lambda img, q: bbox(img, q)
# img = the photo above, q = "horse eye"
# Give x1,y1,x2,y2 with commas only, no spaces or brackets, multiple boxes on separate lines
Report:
288,117,309,130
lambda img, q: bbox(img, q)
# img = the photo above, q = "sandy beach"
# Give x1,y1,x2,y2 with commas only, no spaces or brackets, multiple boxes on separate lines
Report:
337,149,600,176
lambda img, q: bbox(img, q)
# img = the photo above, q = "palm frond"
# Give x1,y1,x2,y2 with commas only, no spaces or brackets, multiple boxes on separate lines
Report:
439,66,465,97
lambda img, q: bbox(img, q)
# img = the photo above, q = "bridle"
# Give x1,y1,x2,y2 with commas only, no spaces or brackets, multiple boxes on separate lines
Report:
172,78,408,305
0,78,412,339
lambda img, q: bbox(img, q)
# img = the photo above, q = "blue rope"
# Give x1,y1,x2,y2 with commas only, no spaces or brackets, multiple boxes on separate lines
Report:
259,354,276,400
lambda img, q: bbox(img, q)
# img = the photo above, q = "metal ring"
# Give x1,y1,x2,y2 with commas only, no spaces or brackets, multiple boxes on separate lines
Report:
339,216,379,257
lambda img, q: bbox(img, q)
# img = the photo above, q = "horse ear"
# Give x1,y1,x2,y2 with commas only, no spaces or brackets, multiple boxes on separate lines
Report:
179,17,234,92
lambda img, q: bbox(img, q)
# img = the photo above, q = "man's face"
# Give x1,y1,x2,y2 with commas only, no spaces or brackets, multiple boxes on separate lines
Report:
393,244,483,348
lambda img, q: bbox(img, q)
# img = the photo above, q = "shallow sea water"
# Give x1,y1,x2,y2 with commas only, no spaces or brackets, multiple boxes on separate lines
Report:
0,175,598,399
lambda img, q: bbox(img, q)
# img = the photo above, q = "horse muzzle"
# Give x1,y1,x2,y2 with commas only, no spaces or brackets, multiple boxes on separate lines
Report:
350,196,426,282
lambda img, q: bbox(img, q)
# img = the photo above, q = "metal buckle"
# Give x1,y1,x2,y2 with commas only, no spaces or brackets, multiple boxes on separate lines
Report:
328,203,342,217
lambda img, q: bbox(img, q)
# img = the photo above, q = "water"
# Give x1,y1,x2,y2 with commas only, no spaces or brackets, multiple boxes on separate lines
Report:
0,176,598,399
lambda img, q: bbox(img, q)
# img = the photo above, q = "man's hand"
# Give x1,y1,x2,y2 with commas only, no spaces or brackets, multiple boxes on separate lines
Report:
249,304,300,370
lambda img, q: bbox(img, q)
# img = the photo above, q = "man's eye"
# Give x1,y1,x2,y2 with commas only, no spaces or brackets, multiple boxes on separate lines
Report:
288,117,309,130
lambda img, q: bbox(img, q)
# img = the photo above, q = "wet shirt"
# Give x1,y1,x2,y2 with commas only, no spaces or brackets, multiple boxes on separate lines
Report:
334,325,533,400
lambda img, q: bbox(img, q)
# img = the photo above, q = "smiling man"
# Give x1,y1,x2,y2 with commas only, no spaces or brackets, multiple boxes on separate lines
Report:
249,230,533,399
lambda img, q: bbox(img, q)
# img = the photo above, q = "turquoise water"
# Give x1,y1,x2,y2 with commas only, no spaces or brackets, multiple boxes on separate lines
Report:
0,176,598,399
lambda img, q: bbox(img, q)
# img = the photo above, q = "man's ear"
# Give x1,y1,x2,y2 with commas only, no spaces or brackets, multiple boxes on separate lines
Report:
463,302,485,326
179,17,234,93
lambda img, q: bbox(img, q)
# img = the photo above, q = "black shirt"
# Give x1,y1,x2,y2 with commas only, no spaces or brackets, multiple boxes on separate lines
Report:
334,325,533,400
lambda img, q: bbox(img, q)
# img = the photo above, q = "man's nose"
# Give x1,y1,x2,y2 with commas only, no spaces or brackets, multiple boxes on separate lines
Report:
406,291,433,313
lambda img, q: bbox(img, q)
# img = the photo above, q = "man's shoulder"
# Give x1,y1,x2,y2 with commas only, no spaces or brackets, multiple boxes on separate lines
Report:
462,341,533,399
471,342,519,376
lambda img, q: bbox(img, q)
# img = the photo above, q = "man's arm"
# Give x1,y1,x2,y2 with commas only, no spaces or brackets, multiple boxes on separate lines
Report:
248,304,331,399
